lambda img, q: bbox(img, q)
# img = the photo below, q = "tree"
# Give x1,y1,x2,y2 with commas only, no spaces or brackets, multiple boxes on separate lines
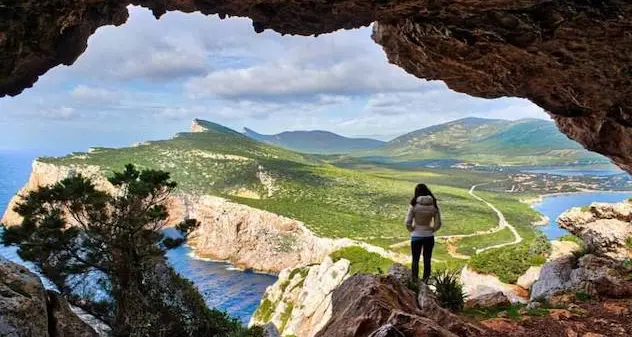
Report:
2,164,260,337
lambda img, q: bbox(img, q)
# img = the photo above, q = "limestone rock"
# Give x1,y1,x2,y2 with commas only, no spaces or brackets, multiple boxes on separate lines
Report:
460,267,527,303
531,254,632,302
558,201,632,260
531,256,576,301
517,266,542,290
0,258,98,337
387,263,412,286
314,274,489,337
250,257,351,337
47,291,99,337
0,257,50,337
549,240,582,261
464,291,511,310
569,255,632,298
262,323,281,337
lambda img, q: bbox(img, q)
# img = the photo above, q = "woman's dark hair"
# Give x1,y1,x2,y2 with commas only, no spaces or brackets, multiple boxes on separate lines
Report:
410,183,438,208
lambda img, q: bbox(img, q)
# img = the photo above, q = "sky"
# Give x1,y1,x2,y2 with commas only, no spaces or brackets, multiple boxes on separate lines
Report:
0,6,548,154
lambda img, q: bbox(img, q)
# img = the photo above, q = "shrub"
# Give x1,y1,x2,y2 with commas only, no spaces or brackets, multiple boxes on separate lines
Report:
470,240,550,284
559,234,583,245
431,270,466,312
575,291,592,302
330,246,394,275
625,237,632,249
163,237,185,249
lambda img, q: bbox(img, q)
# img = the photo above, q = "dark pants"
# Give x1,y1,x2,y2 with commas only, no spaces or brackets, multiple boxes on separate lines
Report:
411,236,435,282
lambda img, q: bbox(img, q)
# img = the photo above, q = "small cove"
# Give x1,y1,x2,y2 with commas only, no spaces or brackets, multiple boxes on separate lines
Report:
0,152,276,325
531,191,632,240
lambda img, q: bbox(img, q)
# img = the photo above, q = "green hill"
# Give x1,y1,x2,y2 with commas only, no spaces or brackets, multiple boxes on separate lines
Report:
41,119,540,254
358,117,608,166
243,128,384,154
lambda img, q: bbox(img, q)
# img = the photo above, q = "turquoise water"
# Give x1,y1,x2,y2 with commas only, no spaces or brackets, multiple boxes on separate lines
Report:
532,192,632,240
0,151,276,324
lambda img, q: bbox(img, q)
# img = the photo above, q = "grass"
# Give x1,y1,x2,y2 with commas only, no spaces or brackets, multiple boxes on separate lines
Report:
463,303,550,320
330,246,394,275
456,228,515,256
469,239,550,284
39,120,546,282
559,234,583,245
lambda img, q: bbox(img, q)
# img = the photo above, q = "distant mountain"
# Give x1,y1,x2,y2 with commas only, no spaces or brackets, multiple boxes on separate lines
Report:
243,128,385,154
358,117,608,166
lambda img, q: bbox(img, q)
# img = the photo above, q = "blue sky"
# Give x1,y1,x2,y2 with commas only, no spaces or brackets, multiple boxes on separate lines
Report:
0,6,548,154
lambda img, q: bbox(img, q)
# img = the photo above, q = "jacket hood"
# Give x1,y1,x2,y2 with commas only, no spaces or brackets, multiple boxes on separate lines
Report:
416,195,435,206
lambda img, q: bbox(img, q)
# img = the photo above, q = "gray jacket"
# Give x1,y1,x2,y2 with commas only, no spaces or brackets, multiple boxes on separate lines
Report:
405,196,442,238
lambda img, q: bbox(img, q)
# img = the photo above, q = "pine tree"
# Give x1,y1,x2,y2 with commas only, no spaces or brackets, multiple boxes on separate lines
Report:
2,164,260,337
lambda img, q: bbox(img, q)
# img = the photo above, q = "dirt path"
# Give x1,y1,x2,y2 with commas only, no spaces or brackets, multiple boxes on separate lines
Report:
389,184,523,258
468,184,522,254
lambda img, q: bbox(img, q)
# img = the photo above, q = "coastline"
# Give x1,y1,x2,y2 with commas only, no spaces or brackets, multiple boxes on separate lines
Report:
522,189,632,231
522,189,632,207
184,246,280,276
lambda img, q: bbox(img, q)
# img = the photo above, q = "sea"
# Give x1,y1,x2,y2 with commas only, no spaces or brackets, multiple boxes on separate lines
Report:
0,151,276,324
531,191,632,240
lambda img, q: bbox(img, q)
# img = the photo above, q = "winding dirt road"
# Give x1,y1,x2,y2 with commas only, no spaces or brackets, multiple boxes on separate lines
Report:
389,184,523,259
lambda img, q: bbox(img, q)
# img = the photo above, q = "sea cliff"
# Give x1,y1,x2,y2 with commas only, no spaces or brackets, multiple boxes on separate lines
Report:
1,160,404,273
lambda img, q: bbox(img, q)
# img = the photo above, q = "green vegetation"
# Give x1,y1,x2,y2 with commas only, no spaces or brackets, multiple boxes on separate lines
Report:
1,165,260,337
253,298,275,323
559,234,583,245
626,237,632,249
279,303,294,332
39,119,550,282
456,228,515,256
431,269,466,312
330,246,394,275
244,127,385,154
355,117,607,166
464,303,550,320
470,237,551,284
575,291,592,302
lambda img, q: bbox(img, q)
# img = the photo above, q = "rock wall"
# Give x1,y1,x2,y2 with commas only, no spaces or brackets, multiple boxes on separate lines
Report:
0,257,98,337
558,200,632,260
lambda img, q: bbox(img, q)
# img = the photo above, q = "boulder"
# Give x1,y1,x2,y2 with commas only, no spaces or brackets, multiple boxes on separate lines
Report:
517,266,542,290
569,255,632,298
531,254,632,302
0,257,98,337
558,201,632,260
530,256,575,301
464,292,511,310
460,267,527,303
314,274,490,337
0,257,49,337
387,263,412,286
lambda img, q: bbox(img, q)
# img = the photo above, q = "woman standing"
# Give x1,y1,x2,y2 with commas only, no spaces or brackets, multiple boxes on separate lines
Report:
405,183,442,283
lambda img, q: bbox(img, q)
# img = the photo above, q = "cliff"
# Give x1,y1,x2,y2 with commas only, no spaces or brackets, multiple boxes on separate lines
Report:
557,200,632,260
1,160,406,273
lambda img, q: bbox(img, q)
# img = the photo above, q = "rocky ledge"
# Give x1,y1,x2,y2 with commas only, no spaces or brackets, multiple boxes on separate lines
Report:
0,257,98,337
2,1,632,173
558,200,632,260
